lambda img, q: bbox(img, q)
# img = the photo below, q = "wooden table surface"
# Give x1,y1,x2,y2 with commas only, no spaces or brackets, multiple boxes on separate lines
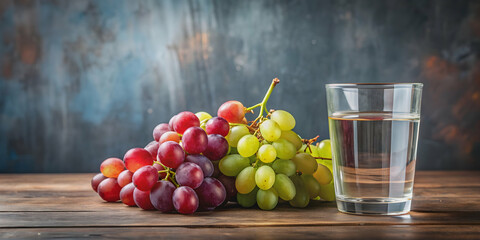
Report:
0,171,479,239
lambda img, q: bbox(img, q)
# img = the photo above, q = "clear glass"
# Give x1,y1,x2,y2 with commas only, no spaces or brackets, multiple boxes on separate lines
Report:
325,83,423,215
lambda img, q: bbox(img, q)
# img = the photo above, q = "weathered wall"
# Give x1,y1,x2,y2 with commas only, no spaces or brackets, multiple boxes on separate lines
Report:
0,0,479,172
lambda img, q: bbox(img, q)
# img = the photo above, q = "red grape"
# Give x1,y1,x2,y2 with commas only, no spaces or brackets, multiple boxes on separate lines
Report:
97,178,122,202
182,127,208,154
132,165,159,191
91,173,107,192
217,174,237,201
153,163,167,179
133,188,155,210
150,180,176,212
172,111,200,134
217,101,245,123
159,131,180,144
153,123,170,142
205,117,230,137
117,170,133,187
119,182,136,206
172,186,199,214
195,177,226,209
124,148,154,173
175,162,204,189
185,154,214,177
144,141,159,159
157,141,185,169
202,134,229,161
100,158,125,178
168,115,177,131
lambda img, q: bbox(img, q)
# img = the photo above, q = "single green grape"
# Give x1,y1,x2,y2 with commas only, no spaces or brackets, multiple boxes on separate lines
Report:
219,154,250,176
317,139,332,159
301,174,321,199
289,175,310,208
256,188,278,210
271,159,297,177
255,165,276,190
259,119,282,142
226,125,250,147
291,153,318,174
195,111,212,122
271,110,296,131
257,144,277,163
319,180,335,201
313,163,333,184
237,188,258,208
280,130,302,150
272,139,296,160
273,174,296,201
237,134,260,157
236,166,257,194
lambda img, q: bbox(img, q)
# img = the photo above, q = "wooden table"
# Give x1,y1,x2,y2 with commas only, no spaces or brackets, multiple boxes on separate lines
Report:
0,171,479,239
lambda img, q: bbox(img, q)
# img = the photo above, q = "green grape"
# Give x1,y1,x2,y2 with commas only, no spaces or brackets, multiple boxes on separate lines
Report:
291,153,318,174
237,134,260,157
195,111,212,122
272,139,296,160
280,130,302,150
237,188,258,208
271,110,296,131
257,144,277,163
256,188,278,210
236,166,257,194
317,139,332,159
255,165,275,190
273,174,296,201
271,159,296,177
289,175,310,208
299,144,320,157
226,125,250,147
313,163,333,184
317,159,333,171
219,154,250,176
259,119,281,142
301,174,321,199
319,180,335,201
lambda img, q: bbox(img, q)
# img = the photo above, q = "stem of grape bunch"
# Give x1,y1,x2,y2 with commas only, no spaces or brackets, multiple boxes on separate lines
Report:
246,78,280,120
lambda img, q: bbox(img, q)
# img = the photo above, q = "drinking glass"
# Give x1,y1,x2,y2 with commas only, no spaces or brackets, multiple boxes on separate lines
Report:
326,83,423,215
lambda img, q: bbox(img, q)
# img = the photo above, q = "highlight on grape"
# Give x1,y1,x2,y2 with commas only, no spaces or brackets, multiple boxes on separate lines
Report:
91,78,334,214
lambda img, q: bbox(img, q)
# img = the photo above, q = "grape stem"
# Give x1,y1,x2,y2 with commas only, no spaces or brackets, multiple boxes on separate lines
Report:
246,78,280,119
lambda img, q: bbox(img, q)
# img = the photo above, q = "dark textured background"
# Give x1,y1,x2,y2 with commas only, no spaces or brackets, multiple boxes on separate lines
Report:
1,0,479,173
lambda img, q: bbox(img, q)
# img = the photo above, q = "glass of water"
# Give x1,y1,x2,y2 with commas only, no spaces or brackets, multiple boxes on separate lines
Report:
326,83,423,215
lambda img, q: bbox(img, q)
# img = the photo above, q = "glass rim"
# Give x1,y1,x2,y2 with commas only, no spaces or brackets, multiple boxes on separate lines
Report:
326,83,423,89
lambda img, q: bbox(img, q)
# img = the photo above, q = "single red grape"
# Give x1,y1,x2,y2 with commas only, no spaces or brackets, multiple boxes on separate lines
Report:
97,178,122,202
202,134,229,161
168,115,177,131
175,162,204,189
144,141,159,159
159,131,181,144
133,188,155,210
153,123,170,142
150,180,176,212
172,186,199,214
124,148,154,173
117,170,133,187
172,111,200,134
157,141,185,169
132,165,159,191
205,117,230,136
195,177,226,209
217,174,237,202
182,127,208,154
185,154,214,177
217,101,245,123
119,182,136,206
100,158,125,178
91,173,107,192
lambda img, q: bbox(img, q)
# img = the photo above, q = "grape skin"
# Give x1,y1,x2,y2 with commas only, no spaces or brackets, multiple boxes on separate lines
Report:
272,139,296,160
182,127,208,154
317,139,332,159
172,186,199,214
235,166,256,194
124,148,154,173
202,134,229,161
271,110,296,131
237,134,260,157
280,131,302,150
100,158,125,178
150,180,176,212
256,188,278,211
237,188,258,208
185,154,214,177
117,170,133,187
271,159,296,177
301,174,321,199
173,111,200,134
157,141,185,169
273,174,296,201
205,117,230,137
289,175,310,208
91,173,107,192
292,153,318,175
133,188,155,210
159,131,181,144
219,154,250,176
313,163,333,184
175,162,204,189
120,182,136,206
259,119,281,142
132,165,159,191
257,144,277,163
195,177,226,209
255,165,275,190
153,123,171,142
217,100,245,123
98,178,122,202
226,125,250,147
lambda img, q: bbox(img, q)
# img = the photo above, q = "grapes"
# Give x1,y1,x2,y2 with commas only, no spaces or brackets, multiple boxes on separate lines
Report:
256,188,278,210
259,119,281,142
100,158,125,178
157,141,185,169
98,178,122,202
280,131,302,150
301,174,321,199
144,141,159,159
319,180,336,201
219,154,250,176
237,135,259,157
289,175,309,208
124,148,154,173
175,162,204,189
255,165,275,190
237,187,258,208
271,159,296,177
133,188,155,210
168,115,177,130
172,111,200,134
185,154,214,177
217,174,237,201
132,165,159,191
271,110,296,131
195,177,226,209
217,100,246,123
205,117,230,137
182,127,208,154
172,186,199,214
235,166,256,194
91,173,107,192
273,174,296,201
119,182,136,206
117,170,133,187
195,111,212,122
226,125,250,147
257,144,276,163
159,131,181,144
313,163,333,184
292,153,318,175
317,139,332,159
202,134,229,161
272,139,296,160
150,180,176,212
153,123,171,142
